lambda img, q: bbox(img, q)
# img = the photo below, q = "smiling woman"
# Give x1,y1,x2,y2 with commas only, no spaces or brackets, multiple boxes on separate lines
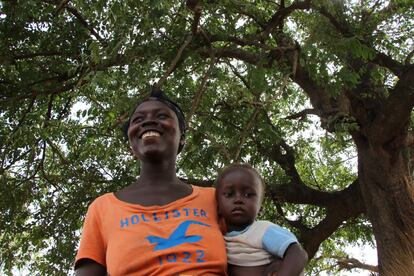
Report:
74,89,227,276
125,90,187,154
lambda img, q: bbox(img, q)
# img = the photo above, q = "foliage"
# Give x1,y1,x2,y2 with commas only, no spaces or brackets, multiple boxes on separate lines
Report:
1,0,413,274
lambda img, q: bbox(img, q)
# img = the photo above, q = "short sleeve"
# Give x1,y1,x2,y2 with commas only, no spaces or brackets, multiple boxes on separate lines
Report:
262,224,298,258
75,200,106,268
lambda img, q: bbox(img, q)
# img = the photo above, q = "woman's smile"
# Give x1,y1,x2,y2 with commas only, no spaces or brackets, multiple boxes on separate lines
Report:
141,130,161,140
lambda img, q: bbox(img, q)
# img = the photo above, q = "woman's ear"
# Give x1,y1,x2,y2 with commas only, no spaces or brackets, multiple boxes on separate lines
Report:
178,135,186,153
128,146,138,160
179,134,185,145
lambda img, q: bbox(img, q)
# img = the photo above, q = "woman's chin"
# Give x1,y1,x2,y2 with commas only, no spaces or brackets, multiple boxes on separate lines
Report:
140,148,170,162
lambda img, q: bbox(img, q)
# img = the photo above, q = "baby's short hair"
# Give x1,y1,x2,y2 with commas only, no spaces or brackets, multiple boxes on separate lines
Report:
215,163,265,199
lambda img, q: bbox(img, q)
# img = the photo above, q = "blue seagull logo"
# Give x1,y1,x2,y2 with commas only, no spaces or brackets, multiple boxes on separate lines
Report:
146,220,210,251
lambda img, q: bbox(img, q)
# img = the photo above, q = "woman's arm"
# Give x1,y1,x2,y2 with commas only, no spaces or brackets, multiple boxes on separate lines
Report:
75,259,106,276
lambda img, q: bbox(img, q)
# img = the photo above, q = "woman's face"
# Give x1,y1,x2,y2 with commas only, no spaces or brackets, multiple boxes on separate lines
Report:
127,100,182,161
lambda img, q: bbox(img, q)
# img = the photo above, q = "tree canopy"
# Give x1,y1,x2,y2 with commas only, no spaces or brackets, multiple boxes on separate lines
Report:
1,0,413,275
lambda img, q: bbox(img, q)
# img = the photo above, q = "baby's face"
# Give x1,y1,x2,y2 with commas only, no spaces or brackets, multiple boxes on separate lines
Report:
216,169,263,232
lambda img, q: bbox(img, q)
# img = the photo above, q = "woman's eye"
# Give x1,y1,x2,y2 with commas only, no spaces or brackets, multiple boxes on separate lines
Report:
158,113,169,119
132,117,143,123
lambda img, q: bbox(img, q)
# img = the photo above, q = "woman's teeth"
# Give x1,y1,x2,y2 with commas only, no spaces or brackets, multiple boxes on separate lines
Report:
142,131,160,139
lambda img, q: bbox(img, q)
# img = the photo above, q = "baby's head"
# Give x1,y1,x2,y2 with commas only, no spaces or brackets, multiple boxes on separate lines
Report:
215,163,265,232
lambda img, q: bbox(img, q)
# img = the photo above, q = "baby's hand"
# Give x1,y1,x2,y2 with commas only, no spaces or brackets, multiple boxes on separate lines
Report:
263,258,282,276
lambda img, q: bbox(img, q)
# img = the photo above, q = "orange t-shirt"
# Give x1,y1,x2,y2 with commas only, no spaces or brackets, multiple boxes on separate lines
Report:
75,186,227,275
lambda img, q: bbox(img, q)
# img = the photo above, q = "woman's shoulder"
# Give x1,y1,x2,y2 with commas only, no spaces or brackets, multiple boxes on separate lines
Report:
192,185,216,196
193,185,215,191
88,192,115,209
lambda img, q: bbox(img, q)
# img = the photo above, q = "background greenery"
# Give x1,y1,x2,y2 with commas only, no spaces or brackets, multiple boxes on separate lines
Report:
1,0,413,275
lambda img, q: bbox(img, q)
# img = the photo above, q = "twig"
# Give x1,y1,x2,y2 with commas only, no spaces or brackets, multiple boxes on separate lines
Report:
187,47,216,130
404,47,414,65
155,34,193,89
55,0,70,14
65,5,106,44
233,107,260,161
330,256,379,273
188,126,231,162
285,108,321,120
155,1,203,89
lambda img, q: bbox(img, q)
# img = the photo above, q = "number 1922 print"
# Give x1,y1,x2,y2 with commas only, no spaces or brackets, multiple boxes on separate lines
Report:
158,250,206,265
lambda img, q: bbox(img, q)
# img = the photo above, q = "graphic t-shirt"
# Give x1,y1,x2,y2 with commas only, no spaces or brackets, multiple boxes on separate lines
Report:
75,186,227,275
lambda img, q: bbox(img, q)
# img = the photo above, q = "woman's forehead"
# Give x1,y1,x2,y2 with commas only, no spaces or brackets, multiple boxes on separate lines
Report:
134,100,175,114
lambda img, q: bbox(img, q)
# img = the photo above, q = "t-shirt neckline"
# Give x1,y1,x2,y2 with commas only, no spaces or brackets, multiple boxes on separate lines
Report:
109,185,198,210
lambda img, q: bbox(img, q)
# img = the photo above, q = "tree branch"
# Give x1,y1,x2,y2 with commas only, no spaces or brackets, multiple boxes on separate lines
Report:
271,180,364,258
187,126,232,162
11,51,68,61
65,5,106,44
316,6,353,38
405,47,414,65
293,63,337,115
262,0,311,38
369,65,414,145
155,34,193,89
317,6,405,77
372,52,405,77
155,1,206,89
209,34,274,51
233,107,261,162
285,108,321,120
206,47,263,65
186,55,216,130
333,256,379,273
55,0,70,14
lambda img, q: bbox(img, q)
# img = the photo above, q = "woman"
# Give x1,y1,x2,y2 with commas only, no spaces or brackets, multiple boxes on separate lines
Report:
75,90,227,275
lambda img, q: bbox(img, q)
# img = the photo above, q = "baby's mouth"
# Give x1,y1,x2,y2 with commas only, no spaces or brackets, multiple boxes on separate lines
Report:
231,208,244,215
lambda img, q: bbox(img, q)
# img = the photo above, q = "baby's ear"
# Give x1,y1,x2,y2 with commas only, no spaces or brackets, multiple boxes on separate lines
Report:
257,206,264,218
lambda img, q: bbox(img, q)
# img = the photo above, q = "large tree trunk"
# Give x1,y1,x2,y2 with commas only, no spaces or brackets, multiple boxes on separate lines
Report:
357,134,414,275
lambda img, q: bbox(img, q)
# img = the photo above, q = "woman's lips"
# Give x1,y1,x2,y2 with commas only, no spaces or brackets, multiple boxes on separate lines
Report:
141,130,161,139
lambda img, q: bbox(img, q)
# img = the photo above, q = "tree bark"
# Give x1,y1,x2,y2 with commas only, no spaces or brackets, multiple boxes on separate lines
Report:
356,133,414,275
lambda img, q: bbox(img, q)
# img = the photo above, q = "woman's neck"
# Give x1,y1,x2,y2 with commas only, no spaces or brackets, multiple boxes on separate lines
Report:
138,161,180,186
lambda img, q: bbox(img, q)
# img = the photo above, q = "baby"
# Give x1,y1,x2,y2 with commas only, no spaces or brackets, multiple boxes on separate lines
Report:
216,163,308,276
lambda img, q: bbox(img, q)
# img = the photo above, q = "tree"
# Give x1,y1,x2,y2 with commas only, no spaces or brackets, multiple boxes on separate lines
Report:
1,0,413,275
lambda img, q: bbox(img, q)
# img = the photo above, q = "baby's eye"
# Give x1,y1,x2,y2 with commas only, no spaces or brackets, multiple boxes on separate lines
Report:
244,192,256,198
222,192,233,198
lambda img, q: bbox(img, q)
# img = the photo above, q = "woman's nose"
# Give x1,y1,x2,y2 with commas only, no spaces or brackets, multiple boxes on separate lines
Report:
141,116,158,127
